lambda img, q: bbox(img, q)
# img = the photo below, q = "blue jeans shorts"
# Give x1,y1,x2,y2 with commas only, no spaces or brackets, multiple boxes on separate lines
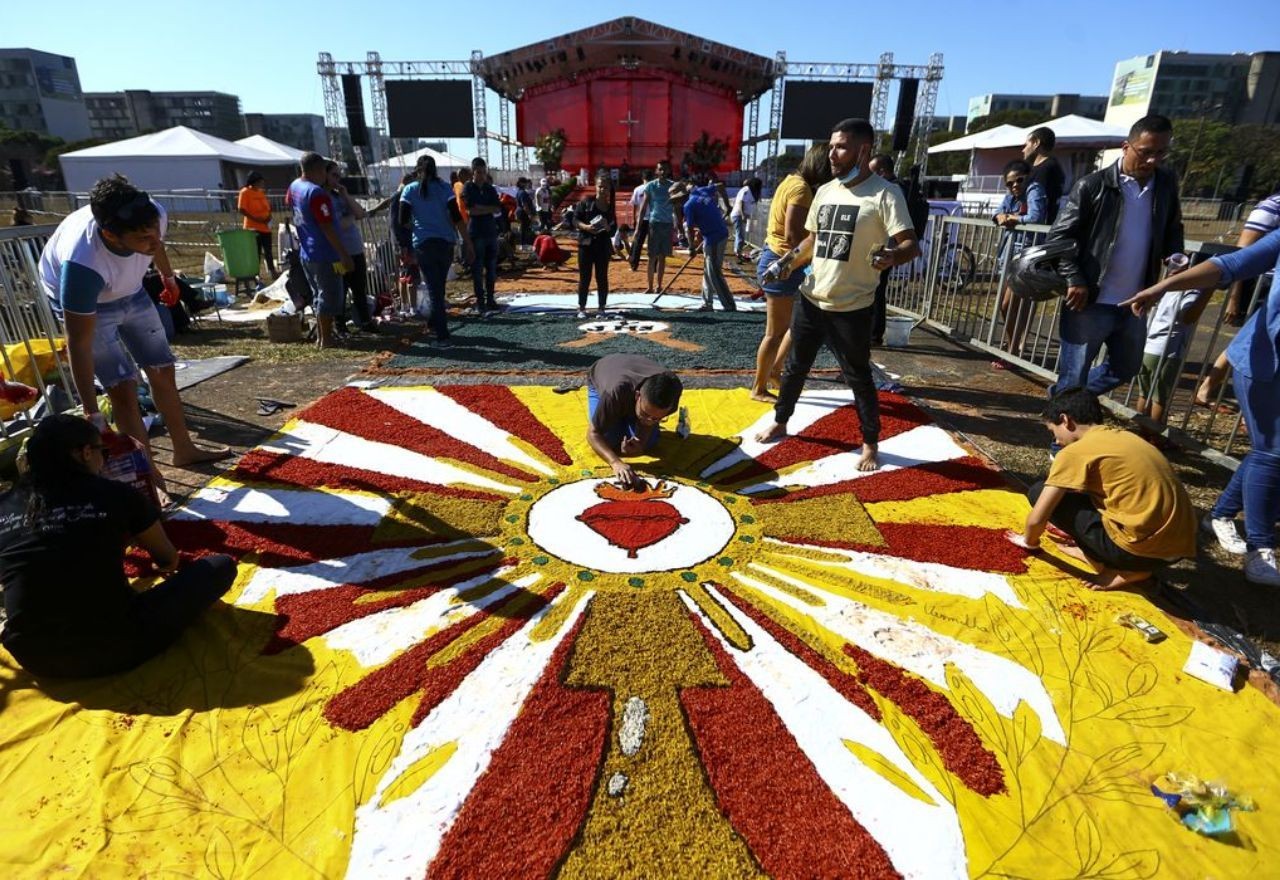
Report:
757,246,803,297
303,259,346,317
92,289,175,389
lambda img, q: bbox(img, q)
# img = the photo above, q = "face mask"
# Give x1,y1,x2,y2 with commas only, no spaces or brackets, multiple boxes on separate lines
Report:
838,165,861,185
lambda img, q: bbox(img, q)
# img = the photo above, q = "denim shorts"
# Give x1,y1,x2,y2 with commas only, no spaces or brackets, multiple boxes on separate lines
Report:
756,246,803,297
303,259,346,317
648,223,673,258
92,289,175,389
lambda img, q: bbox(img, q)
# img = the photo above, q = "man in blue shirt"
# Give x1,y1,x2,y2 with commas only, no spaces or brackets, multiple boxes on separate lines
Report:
286,151,353,348
462,157,504,315
683,180,737,311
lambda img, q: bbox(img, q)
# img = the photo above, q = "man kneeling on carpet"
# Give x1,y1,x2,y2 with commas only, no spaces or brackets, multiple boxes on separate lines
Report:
0,416,236,678
1012,388,1196,590
586,354,683,489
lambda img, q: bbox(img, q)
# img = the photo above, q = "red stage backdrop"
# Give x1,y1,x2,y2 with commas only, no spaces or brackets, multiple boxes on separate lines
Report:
517,68,742,174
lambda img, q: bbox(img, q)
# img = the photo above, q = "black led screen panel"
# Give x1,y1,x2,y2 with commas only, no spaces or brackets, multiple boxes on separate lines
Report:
780,82,874,140
385,80,474,138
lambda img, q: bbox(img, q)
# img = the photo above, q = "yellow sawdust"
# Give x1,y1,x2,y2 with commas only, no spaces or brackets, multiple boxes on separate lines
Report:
376,493,505,543
529,582,588,642
759,495,885,547
378,741,457,808
425,582,553,669
352,551,503,605
684,582,753,651
865,488,1027,528
755,554,917,608
558,591,761,879
842,739,937,805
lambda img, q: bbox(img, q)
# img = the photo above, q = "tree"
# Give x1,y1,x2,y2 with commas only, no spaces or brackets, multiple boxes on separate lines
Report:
683,131,728,175
1168,118,1280,200
533,129,567,173
924,129,971,177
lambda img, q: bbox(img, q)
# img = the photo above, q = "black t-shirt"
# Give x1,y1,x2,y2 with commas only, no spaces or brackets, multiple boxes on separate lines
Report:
572,196,616,245
0,475,157,649
1029,157,1065,224
462,181,502,239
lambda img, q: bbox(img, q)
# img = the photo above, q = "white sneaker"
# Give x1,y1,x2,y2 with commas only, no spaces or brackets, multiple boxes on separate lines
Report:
1245,548,1280,586
1203,514,1248,555
575,309,587,319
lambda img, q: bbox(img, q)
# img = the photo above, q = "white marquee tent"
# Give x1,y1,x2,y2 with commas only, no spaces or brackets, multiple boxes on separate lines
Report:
366,146,471,194
58,126,297,194
235,134,307,162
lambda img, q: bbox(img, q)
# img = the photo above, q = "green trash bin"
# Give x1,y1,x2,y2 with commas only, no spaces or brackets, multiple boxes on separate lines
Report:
216,228,260,279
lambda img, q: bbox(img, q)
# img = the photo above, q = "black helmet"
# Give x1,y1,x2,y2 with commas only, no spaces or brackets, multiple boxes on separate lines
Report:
1008,239,1076,302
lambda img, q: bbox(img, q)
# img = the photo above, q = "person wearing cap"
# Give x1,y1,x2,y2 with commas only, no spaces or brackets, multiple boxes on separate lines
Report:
535,177,554,232
238,171,275,279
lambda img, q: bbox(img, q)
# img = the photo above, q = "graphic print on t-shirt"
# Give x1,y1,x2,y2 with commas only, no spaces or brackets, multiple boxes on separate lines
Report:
814,203,859,262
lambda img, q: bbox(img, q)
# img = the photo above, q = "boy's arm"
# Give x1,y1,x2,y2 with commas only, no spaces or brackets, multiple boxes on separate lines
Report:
1022,484,1067,547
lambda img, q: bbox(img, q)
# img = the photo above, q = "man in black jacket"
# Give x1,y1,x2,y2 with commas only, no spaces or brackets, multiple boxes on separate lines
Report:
1046,115,1184,395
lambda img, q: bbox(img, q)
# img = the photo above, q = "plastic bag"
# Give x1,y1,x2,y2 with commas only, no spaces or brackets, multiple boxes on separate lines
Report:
203,251,226,284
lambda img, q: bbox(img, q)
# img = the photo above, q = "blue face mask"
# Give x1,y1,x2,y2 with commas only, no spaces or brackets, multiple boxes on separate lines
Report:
838,165,861,185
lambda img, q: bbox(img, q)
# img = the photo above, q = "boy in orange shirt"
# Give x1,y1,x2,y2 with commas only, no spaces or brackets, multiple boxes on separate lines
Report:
237,171,275,278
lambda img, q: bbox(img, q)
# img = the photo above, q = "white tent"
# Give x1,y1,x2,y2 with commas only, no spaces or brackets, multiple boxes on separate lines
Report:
366,146,471,194
927,124,1024,154
235,134,307,162
965,115,1128,151
58,125,296,193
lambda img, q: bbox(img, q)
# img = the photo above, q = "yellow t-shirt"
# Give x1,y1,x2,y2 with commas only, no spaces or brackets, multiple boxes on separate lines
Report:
802,174,911,312
238,187,271,233
1046,425,1197,559
765,174,813,256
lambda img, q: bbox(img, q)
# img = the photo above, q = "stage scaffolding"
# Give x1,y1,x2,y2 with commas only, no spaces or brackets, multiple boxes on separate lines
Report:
319,46,942,183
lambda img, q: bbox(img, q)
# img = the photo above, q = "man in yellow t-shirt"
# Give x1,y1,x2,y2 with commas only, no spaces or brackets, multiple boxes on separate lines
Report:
755,118,919,471
1015,387,1197,590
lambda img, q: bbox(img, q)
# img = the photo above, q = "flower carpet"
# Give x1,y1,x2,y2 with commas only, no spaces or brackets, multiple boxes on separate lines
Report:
2,383,1278,878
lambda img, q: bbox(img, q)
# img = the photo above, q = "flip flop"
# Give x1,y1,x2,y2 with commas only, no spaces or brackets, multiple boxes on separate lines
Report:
256,397,297,417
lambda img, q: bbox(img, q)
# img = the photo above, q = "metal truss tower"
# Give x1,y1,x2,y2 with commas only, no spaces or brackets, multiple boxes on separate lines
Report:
871,51,894,134
911,52,945,175
366,51,388,165
498,98,512,171
743,96,761,173
765,51,786,186
470,50,488,164
317,53,346,163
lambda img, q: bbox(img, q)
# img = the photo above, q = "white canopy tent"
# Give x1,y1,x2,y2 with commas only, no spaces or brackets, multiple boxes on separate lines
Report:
235,134,307,163
58,126,296,194
366,146,471,194
926,124,1024,154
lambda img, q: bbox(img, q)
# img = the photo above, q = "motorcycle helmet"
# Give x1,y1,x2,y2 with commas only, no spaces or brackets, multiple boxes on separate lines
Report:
1008,239,1077,302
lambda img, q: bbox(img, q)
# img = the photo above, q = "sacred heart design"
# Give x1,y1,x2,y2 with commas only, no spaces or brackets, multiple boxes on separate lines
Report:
576,481,690,558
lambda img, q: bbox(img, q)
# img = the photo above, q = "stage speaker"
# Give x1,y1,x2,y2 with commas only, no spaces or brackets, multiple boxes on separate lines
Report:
892,79,919,152
342,74,369,148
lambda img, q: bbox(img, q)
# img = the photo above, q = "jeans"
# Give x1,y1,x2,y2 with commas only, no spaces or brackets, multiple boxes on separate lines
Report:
732,215,748,254
92,289,176,389
1052,302,1146,395
872,268,890,342
339,253,372,327
756,246,803,297
415,238,453,340
577,235,611,310
1211,369,1280,549
5,555,236,678
256,231,277,276
774,295,880,445
700,238,736,310
302,259,346,317
471,234,498,307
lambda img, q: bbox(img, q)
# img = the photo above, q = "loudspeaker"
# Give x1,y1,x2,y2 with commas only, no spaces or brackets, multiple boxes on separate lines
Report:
342,74,369,148
892,79,919,152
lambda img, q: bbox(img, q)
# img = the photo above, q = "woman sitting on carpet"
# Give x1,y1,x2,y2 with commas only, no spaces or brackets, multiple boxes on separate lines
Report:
0,415,236,678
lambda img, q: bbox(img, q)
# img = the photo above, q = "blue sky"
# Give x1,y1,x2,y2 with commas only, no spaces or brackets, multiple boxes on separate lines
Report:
9,0,1280,151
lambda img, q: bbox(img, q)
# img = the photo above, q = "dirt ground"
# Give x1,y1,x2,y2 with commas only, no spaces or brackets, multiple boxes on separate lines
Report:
163,311,1280,667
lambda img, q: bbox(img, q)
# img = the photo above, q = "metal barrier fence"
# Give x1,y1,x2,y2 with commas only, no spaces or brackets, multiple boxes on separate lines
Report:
0,223,74,439
884,213,1253,469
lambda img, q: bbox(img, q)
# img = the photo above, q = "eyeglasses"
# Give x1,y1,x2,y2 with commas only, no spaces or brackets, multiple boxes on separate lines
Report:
1005,177,1027,188
636,403,671,425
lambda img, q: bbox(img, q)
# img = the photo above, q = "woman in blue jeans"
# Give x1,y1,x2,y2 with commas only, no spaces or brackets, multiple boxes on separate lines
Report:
1122,226,1280,585
397,155,474,345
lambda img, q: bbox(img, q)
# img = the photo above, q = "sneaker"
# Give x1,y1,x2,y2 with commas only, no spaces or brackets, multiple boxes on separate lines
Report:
696,303,714,312
1203,514,1247,555
434,338,454,350
576,309,587,319
1244,548,1280,586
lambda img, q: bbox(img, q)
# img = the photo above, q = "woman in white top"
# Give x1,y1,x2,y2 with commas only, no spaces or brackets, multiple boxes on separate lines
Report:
730,177,763,260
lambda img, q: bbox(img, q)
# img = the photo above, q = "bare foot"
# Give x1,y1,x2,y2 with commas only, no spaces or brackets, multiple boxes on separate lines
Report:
749,389,777,403
857,445,880,472
1086,569,1153,591
754,422,787,444
172,445,233,467
1054,541,1091,563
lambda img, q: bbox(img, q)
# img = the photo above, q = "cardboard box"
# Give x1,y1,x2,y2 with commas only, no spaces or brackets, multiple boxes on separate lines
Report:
266,312,305,343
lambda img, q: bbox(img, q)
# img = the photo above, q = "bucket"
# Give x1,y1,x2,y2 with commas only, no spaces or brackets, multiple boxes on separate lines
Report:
883,315,917,348
216,228,260,279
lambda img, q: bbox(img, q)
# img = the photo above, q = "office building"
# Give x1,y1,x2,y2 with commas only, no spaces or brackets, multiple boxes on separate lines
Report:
0,48,91,140
85,90,244,141
1104,50,1280,128
243,113,327,154
967,93,1107,127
